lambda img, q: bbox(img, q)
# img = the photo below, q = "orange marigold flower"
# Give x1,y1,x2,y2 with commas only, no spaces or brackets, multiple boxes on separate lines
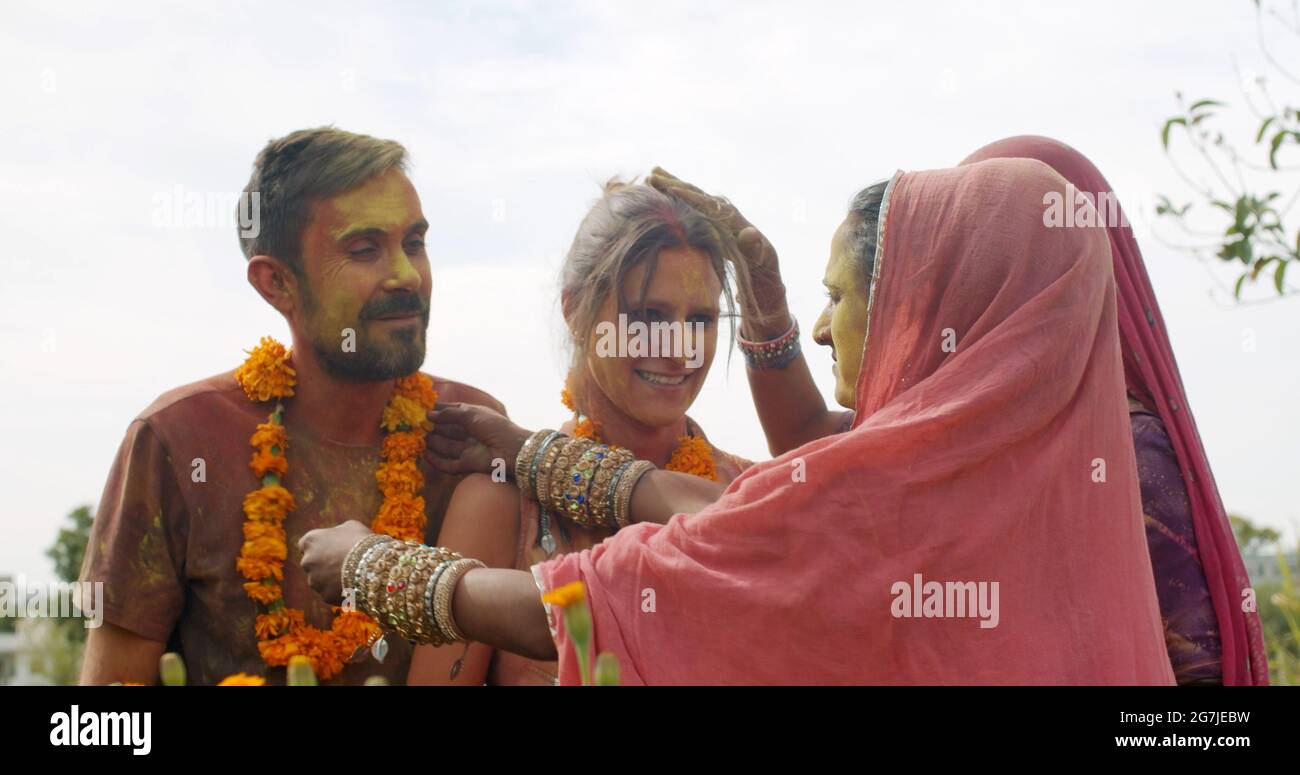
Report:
249,421,288,452
542,581,586,608
393,373,438,409
235,337,297,402
381,394,431,432
666,436,717,480
373,494,427,541
237,556,284,582
330,609,380,645
244,580,283,605
561,386,577,412
250,448,289,478
217,673,267,686
376,459,423,498
242,521,285,543
243,485,295,523
573,418,601,440
240,535,287,563
257,634,299,665
380,430,425,462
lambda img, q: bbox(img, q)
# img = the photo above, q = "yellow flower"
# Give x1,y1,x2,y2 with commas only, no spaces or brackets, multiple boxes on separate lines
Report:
542,581,586,608
234,337,296,402
381,394,431,432
217,673,266,686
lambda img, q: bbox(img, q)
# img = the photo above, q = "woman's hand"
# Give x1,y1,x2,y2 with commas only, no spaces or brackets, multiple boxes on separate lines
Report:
648,166,789,337
424,402,534,478
299,519,374,606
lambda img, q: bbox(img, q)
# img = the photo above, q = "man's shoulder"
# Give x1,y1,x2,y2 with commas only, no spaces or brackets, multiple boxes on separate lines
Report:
135,371,261,433
424,373,507,415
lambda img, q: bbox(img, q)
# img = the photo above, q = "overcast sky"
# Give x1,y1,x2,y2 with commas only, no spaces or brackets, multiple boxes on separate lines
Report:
1,0,1297,582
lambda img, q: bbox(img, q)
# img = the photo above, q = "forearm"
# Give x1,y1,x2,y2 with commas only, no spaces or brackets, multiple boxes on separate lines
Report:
746,352,851,456
452,568,556,661
628,469,726,525
80,623,165,685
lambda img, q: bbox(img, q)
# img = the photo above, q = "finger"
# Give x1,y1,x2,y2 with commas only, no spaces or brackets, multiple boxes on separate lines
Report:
424,453,471,475
429,421,468,441
297,529,316,553
426,434,472,459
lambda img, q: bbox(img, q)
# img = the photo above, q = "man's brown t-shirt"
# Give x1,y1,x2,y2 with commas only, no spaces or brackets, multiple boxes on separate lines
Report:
80,371,504,685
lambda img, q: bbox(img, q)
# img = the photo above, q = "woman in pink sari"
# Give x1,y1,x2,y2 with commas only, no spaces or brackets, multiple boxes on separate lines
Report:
300,157,1174,684
958,137,1267,685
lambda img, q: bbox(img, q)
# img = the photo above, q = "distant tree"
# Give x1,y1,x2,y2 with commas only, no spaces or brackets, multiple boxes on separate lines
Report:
1157,0,1300,301
1231,511,1283,554
26,504,95,684
46,505,92,585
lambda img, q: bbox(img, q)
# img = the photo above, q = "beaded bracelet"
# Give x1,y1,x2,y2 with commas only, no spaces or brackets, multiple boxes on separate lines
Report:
738,317,801,369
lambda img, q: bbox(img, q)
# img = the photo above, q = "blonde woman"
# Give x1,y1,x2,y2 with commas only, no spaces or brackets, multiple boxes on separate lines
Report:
406,181,759,685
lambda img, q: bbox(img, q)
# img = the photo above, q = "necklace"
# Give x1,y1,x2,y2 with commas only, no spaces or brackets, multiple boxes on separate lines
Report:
233,337,438,681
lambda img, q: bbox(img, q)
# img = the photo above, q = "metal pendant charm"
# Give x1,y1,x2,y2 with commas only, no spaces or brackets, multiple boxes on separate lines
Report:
371,635,389,664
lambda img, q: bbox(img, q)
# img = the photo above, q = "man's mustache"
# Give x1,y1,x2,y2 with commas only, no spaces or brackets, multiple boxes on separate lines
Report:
360,294,428,320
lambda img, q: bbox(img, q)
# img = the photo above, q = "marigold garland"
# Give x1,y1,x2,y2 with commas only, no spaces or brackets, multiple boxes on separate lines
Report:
560,387,717,480
233,337,437,682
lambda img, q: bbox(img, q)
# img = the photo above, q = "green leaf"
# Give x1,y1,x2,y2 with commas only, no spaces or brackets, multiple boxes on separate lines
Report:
1188,99,1225,111
1270,131,1288,169
1257,115,1276,144
1276,260,1290,294
1234,273,1247,299
1162,117,1187,149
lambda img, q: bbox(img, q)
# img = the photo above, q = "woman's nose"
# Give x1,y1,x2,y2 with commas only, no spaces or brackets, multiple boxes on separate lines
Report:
812,302,833,347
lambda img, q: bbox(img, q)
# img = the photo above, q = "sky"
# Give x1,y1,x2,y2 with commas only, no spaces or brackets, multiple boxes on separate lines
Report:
1,0,1297,582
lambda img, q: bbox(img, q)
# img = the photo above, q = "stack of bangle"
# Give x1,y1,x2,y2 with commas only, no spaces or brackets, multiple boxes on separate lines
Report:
343,534,485,646
515,429,655,530
738,317,801,369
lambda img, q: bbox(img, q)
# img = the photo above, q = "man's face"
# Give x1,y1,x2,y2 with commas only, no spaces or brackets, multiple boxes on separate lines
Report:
293,168,431,381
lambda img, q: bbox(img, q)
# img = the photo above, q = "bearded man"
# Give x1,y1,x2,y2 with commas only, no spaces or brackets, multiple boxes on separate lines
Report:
78,127,504,685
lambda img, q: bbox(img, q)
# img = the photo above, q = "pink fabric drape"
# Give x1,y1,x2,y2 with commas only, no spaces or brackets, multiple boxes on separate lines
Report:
961,136,1267,685
536,158,1173,685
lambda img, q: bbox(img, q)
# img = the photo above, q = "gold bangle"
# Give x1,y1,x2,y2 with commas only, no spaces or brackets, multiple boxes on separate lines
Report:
590,446,635,528
435,558,486,643
548,436,593,517
534,433,569,507
615,460,655,529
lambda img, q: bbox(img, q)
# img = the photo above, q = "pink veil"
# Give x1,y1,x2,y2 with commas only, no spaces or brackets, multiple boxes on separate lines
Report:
962,136,1267,685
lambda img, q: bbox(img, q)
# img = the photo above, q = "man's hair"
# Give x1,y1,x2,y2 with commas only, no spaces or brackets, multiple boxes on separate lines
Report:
238,127,408,277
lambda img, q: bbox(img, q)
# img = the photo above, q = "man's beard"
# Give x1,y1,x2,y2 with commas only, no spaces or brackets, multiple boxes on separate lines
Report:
304,292,430,381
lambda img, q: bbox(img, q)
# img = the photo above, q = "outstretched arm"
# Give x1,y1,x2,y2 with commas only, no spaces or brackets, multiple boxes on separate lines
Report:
407,473,521,685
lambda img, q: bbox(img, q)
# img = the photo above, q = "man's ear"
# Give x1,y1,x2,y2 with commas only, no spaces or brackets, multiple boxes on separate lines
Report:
247,255,299,317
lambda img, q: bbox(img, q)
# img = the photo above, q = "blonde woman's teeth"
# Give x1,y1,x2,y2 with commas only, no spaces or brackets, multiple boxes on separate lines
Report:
636,370,687,386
